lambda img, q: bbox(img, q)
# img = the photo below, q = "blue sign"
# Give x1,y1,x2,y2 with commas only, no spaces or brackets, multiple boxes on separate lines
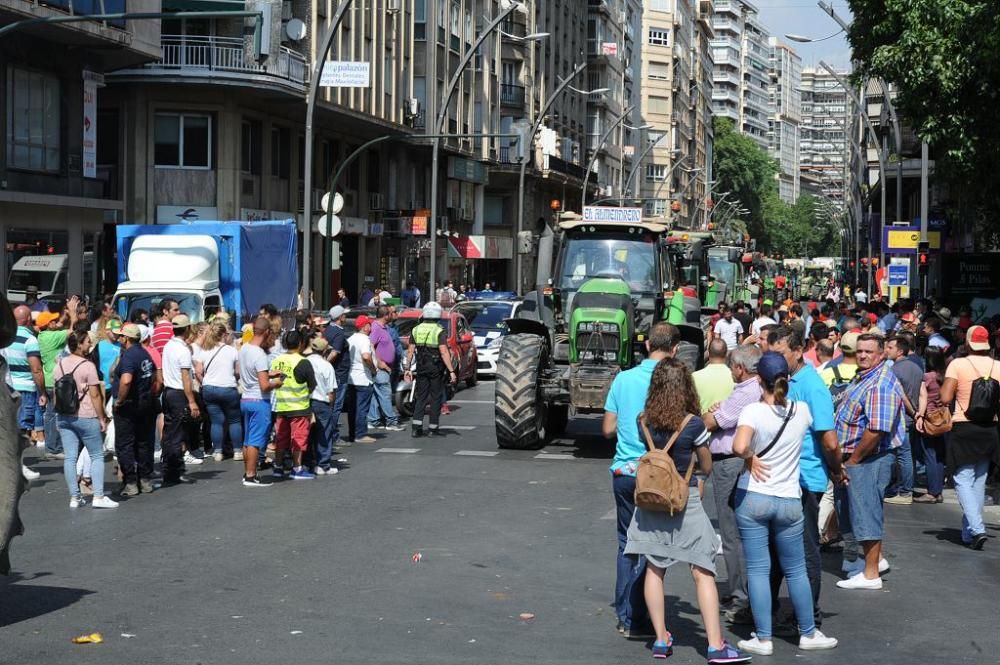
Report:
888,264,908,287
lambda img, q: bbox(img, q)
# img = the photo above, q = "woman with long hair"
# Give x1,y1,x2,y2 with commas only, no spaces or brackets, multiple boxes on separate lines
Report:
915,346,948,503
732,352,836,655
624,358,749,663
195,322,243,461
53,330,116,509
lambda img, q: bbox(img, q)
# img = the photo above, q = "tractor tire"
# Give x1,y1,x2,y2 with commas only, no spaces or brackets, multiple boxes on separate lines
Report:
394,388,414,420
494,334,548,449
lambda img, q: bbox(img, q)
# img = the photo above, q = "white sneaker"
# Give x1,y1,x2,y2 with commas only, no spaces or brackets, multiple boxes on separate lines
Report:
183,451,204,465
34,439,46,448
69,496,86,508
737,635,774,656
21,465,40,481
799,630,838,650
212,452,224,462
313,466,326,476
154,449,162,462
841,557,889,574
92,495,119,509
233,450,244,461
836,571,882,590
384,425,406,432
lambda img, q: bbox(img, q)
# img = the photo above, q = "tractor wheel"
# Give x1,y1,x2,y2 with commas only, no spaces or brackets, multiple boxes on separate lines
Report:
494,334,548,449
394,388,414,420
545,404,569,439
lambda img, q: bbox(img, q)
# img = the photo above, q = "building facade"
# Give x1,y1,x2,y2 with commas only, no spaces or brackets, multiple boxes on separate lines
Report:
767,37,801,203
710,0,769,151
799,66,849,205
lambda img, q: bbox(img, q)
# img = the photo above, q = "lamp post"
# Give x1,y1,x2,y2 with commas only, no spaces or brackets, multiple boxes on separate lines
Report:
428,0,524,301
619,137,676,206
581,105,635,206
514,62,601,295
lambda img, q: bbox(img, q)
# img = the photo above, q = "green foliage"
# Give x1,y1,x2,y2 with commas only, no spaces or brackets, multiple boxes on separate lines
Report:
848,0,1000,229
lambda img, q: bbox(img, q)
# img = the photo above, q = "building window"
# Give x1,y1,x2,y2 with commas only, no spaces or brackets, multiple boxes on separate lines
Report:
154,113,211,168
648,61,670,81
648,95,670,115
240,120,261,175
645,164,667,181
648,27,670,47
271,126,291,179
6,66,61,173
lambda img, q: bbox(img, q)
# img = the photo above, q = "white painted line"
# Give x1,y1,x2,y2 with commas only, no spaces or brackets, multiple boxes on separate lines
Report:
448,400,493,404
437,425,477,431
600,509,616,520
376,448,421,454
534,453,576,460
454,450,499,457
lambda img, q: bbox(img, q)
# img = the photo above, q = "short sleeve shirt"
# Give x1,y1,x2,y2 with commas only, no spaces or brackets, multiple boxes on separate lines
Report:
161,337,193,390
369,321,396,366
835,361,906,453
348,332,374,386
891,355,923,427
789,363,836,492
713,318,744,350
52,356,101,419
323,324,351,382
151,320,174,355
737,401,814,498
195,344,239,388
708,377,763,455
306,353,337,401
113,345,155,403
945,355,1000,423
692,363,735,415
38,329,70,388
605,359,657,476
639,415,710,487
238,343,270,400
3,326,40,392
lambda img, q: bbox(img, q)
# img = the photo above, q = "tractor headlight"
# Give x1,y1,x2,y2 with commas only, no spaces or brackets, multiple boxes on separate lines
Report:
577,322,604,333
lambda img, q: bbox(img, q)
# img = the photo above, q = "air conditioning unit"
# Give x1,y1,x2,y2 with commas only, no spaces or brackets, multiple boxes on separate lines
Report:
369,192,384,210
406,97,420,116
241,177,255,197
281,3,292,20
460,207,473,221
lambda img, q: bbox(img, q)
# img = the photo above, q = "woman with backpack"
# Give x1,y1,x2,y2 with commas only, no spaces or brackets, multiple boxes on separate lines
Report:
914,347,949,504
731,352,837,655
623,359,750,664
53,330,117,509
939,325,1000,550
195,322,242,462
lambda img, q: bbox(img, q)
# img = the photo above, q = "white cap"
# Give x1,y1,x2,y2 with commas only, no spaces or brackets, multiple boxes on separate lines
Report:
328,305,346,320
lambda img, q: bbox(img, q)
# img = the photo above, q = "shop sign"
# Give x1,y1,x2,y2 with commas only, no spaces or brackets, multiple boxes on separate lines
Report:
341,217,368,235
448,235,485,259
942,253,1000,298
883,226,942,254
582,206,642,223
240,208,297,222
82,71,102,179
447,156,487,184
319,61,371,87
368,222,384,236
411,213,429,235
155,205,218,224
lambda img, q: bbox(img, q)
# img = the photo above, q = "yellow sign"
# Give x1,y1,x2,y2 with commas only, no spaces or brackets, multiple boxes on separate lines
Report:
886,230,941,251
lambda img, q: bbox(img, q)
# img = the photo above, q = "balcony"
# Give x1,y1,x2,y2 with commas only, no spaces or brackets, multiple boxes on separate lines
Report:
108,35,308,94
500,83,525,108
500,18,526,39
542,154,587,180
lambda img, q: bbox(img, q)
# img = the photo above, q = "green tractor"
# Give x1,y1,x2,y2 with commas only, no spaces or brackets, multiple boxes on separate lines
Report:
494,217,704,449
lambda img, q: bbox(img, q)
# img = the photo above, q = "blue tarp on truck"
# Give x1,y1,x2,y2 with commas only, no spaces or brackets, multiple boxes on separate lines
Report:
116,221,298,327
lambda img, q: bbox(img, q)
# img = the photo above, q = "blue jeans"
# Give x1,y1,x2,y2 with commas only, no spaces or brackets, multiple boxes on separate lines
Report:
330,378,348,442
835,450,893,544
954,461,990,543
367,369,398,427
735,490,817,639
347,384,374,440
310,399,336,470
612,474,648,628
201,385,243,453
58,416,106,498
16,390,39,432
43,389,63,454
919,434,947,496
886,427,914,497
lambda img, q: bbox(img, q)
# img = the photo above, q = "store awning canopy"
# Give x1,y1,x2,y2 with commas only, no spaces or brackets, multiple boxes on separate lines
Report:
448,235,484,259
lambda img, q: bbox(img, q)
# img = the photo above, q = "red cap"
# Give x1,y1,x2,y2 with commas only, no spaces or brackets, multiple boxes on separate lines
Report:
968,325,991,351
900,312,916,323
867,312,877,324
354,315,373,328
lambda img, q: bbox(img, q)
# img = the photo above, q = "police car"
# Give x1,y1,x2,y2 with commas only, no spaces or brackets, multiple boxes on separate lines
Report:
451,299,523,377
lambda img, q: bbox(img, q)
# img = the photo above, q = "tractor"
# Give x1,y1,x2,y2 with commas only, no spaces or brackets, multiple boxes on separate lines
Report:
494,215,705,449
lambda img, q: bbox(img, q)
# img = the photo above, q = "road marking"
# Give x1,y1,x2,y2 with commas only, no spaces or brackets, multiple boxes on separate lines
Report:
534,453,576,460
454,450,499,457
376,448,421,454
601,509,616,520
437,425,477,431
448,400,493,404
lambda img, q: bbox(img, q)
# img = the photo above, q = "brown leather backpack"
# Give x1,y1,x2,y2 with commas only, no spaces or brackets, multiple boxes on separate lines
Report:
634,414,695,515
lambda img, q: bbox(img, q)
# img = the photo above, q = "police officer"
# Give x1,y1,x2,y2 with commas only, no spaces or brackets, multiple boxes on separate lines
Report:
405,302,456,437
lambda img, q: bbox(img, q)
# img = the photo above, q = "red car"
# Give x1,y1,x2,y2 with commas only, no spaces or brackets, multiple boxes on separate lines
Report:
393,309,478,388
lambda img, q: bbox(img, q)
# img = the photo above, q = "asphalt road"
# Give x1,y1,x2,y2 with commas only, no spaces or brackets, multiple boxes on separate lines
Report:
2,379,999,665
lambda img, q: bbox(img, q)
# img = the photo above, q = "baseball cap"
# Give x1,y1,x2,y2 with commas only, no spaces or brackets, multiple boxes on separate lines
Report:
119,323,142,340
171,314,191,328
762,298,773,307
900,312,916,323
354,315,373,328
138,324,152,342
967,325,991,351
35,311,60,328
328,305,346,320
936,307,952,321
108,319,122,332
310,336,329,352
840,331,860,353
758,351,789,384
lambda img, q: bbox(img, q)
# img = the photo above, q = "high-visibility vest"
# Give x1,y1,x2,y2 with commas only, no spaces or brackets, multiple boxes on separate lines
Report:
412,321,445,373
271,352,310,413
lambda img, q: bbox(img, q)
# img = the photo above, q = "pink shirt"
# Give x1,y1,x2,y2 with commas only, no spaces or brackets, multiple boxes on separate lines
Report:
52,356,101,419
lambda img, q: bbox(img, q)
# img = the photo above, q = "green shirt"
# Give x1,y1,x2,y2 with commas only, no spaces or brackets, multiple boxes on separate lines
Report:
38,330,70,388
692,362,735,415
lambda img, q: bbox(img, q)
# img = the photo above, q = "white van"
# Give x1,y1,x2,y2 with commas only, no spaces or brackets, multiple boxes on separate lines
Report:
7,253,95,303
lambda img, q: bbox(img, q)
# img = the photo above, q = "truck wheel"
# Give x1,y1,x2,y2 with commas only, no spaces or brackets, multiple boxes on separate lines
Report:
494,334,548,449
546,405,569,439
394,388,414,420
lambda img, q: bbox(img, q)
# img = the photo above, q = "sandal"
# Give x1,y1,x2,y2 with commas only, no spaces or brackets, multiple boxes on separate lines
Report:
652,633,673,659
79,476,94,496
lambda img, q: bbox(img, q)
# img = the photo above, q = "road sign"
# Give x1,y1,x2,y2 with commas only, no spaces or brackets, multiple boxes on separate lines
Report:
321,192,344,215
317,214,341,238
888,263,908,287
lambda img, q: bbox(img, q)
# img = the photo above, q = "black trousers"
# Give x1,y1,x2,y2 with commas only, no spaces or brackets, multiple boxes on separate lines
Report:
769,489,824,627
114,403,156,483
161,388,195,481
411,371,444,428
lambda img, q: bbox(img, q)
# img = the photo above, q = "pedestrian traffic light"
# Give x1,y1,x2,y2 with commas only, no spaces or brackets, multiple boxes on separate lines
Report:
918,250,929,275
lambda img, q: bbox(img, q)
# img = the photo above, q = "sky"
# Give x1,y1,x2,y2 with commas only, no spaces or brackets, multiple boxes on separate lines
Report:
752,0,853,71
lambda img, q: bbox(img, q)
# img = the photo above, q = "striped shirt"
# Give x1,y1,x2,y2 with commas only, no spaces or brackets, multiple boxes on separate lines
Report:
151,320,174,355
835,360,905,454
708,377,763,455
2,326,41,393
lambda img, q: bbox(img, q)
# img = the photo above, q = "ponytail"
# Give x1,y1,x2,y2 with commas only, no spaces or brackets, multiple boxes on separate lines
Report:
771,375,789,407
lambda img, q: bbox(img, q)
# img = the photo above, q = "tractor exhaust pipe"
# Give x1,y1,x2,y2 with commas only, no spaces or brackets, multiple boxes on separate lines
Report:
535,223,555,329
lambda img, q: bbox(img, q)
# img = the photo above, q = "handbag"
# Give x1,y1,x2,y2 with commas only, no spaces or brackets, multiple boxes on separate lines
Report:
727,403,797,509
922,406,952,436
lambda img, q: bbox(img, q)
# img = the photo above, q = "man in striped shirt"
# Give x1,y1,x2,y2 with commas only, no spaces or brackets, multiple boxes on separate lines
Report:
151,299,180,355
2,305,46,480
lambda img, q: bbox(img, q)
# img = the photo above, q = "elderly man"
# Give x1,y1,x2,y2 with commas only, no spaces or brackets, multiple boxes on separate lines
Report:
323,305,351,447
693,339,735,415
834,333,905,590
346,315,378,444
3,305,46,480
703,344,762,623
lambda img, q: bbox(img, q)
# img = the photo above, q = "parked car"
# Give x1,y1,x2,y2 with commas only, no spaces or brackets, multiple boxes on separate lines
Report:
391,309,478,417
452,299,523,376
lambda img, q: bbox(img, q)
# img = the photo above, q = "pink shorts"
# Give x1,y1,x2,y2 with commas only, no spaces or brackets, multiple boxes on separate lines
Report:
273,415,310,452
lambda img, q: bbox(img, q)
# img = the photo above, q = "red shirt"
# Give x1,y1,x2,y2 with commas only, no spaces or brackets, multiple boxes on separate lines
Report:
151,320,174,355
775,275,786,289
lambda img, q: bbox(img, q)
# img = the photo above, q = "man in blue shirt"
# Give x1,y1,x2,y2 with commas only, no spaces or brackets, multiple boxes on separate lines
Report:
768,327,846,629
602,322,680,638
323,306,352,444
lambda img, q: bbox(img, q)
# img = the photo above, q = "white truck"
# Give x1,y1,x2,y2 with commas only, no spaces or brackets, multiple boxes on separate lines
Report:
7,253,95,303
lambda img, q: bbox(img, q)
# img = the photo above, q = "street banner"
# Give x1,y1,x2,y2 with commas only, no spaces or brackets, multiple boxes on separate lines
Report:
882,225,942,254
582,206,642,223
82,71,100,178
320,61,371,87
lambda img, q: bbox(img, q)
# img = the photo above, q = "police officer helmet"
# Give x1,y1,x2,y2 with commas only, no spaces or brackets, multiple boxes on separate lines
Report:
421,302,443,319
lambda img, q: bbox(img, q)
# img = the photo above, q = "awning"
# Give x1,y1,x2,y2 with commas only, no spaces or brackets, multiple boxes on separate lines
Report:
448,235,484,259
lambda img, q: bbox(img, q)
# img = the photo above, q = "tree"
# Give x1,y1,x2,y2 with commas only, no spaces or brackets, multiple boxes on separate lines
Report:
711,118,778,244
848,0,1000,238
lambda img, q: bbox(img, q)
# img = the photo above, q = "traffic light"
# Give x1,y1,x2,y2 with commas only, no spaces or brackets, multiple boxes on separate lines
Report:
918,249,929,275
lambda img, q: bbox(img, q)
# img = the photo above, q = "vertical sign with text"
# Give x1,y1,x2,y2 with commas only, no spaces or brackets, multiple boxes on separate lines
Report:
82,71,103,179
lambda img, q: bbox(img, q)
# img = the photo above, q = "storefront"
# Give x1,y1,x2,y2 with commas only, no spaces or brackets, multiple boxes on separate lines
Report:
447,234,514,292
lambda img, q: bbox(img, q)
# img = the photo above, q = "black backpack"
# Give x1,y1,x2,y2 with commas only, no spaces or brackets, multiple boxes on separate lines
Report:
963,359,999,424
53,358,85,415
829,365,853,410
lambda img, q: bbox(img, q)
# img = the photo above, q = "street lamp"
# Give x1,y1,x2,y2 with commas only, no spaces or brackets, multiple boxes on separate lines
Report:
784,29,843,43
428,0,525,299
619,137,677,205
581,105,636,206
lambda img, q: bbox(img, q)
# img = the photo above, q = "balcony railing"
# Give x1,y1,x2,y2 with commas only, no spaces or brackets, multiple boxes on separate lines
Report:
500,18,526,39
543,154,587,180
500,83,525,108
116,35,307,89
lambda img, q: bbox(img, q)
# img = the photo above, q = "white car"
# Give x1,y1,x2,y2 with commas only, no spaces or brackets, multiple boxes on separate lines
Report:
452,300,522,376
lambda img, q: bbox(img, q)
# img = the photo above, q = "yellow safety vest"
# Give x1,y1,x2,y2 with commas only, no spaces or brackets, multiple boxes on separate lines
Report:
412,322,445,373
271,352,310,414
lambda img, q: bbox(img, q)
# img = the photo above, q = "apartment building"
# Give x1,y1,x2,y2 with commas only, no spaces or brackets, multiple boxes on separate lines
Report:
768,37,801,203
799,66,849,205
1,0,160,300
636,0,714,229
710,0,769,150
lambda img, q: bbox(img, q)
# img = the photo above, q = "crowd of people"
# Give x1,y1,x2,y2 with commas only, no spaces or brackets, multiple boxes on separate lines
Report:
4,292,463,506
604,290,999,661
